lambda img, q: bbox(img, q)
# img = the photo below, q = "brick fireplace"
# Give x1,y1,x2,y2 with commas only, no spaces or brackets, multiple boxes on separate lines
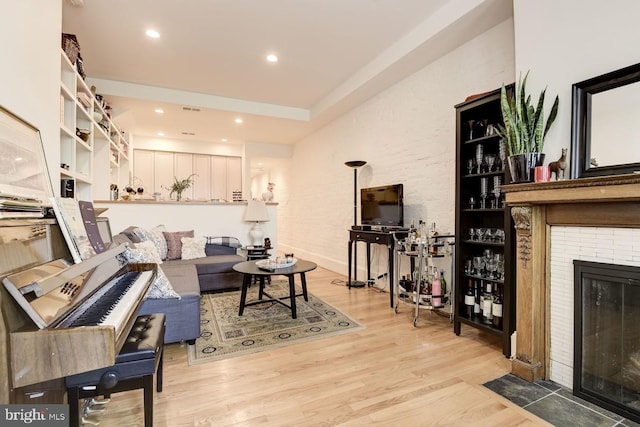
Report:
503,174,640,384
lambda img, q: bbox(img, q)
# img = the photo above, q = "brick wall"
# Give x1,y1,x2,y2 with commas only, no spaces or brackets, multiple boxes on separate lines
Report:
279,18,515,289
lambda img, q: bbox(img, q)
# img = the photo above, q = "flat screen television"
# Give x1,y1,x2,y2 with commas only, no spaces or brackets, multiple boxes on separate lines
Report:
360,184,404,227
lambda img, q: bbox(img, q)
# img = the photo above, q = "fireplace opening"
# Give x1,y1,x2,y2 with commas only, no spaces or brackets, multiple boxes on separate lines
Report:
574,260,640,423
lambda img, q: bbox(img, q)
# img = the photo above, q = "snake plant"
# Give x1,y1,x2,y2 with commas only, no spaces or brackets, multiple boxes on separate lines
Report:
497,71,559,155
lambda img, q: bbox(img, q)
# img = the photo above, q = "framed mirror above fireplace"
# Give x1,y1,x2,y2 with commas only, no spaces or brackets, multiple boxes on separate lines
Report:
570,62,640,178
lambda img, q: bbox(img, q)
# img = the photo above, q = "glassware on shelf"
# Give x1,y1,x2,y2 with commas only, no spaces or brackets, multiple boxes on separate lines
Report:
475,144,484,174
485,228,495,242
480,177,489,209
476,227,487,242
498,138,507,171
485,154,496,172
467,119,476,140
469,227,476,241
468,196,476,209
472,256,484,276
466,158,475,175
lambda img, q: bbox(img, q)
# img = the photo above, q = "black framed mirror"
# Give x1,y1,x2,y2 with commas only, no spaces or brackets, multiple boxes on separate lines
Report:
570,62,640,178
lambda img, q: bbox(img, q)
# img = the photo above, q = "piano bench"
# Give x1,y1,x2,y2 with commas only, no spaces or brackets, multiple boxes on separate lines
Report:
65,313,166,427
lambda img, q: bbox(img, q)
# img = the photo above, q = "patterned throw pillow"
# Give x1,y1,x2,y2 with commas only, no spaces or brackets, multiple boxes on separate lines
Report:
181,236,207,260
150,225,168,260
133,226,168,261
123,246,180,300
163,230,194,260
133,240,162,264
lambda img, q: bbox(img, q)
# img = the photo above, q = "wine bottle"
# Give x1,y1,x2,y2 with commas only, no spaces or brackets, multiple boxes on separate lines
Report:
473,280,481,318
482,283,493,324
492,287,503,329
464,279,474,318
439,270,447,296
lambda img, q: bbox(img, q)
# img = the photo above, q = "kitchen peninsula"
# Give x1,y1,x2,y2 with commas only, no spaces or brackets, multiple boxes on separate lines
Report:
94,200,278,252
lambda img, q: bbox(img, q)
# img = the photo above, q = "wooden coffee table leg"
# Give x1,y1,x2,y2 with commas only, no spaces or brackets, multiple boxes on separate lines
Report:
288,274,297,319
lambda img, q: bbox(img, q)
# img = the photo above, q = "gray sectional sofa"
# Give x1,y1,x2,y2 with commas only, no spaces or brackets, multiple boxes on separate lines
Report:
111,228,245,344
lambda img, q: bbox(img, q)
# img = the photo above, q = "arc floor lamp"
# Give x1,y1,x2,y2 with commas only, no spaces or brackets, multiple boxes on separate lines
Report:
345,160,367,287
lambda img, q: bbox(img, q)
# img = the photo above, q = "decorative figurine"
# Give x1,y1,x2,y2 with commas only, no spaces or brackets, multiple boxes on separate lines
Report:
262,182,275,202
264,237,271,249
549,148,568,180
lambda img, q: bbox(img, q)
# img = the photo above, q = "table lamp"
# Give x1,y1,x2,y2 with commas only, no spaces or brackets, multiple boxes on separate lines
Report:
243,199,270,246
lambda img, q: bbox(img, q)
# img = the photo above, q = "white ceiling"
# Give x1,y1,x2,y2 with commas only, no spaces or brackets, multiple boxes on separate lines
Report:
62,0,512,146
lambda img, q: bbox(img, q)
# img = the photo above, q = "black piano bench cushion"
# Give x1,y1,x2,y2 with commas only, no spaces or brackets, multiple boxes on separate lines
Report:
65,313,165,387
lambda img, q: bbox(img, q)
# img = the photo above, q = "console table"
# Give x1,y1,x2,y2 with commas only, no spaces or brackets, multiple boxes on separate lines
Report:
348,229,408,308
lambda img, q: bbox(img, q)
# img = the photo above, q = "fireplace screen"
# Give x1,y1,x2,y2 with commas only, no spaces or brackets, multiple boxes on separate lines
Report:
574,260,640,423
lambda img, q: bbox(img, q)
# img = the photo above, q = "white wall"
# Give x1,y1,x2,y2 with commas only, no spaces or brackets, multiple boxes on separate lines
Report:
513,0,640,168
280,19,515,283
1,1,62,196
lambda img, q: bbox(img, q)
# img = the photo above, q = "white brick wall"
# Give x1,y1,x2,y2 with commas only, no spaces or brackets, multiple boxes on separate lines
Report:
279,18,515,287
549,226,640,389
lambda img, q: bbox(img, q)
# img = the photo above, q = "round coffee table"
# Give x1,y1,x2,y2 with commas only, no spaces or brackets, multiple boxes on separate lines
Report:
233,259,317,319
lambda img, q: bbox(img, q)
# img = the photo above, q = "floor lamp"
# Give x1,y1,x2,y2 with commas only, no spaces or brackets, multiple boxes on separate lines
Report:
345,160,367,287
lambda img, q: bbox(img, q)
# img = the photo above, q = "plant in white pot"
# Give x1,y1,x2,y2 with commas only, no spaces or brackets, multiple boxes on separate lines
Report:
498,71,559,183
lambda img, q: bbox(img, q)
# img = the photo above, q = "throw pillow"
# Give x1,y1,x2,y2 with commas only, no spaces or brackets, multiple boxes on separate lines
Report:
133,240,163,264
181,236,207,260
123,246,180,300
150,225,168,260
133,226,168,261
163,230,194,260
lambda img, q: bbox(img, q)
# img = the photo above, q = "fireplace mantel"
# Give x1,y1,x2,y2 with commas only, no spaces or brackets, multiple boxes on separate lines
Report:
503,174,640,381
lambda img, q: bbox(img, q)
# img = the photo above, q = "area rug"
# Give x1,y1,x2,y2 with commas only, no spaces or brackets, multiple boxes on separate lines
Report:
187,280,365,364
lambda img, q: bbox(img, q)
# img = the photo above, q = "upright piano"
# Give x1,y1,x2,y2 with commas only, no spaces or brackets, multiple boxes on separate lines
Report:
0,219,156,404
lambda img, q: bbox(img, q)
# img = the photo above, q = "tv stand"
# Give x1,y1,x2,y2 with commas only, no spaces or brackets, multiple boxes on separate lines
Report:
348,229,408,308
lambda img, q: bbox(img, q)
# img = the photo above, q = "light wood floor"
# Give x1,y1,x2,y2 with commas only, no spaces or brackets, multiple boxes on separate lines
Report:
94,267,551,426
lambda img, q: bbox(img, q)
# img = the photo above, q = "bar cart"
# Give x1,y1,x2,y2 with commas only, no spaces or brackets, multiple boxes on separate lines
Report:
393,232,455,327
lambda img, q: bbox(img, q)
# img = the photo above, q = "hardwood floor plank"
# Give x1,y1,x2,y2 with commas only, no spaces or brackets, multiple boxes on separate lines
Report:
84,267,549,426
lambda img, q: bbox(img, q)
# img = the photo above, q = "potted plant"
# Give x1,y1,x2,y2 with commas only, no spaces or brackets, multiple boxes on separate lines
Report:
497,71,559,183
163,174,197,201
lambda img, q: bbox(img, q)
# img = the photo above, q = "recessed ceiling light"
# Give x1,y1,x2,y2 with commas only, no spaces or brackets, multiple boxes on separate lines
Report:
234,118,243,124
266,54,278,63
157,132,165,136
221,138,228,142
146,29,160,39
154,108,164,114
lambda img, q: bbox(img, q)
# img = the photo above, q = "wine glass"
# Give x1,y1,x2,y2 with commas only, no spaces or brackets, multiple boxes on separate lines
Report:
485,257,497,279
475,144,484,174
469,227,476,241
467,120,476,140
472,256,484,276
468,196,476,209
485,154,496,172
485,228,495,242
466,158,475,175
480,177,488,209
476,227,486,242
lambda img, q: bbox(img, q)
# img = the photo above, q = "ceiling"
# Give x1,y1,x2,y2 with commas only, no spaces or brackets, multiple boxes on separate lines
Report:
62,0,512,146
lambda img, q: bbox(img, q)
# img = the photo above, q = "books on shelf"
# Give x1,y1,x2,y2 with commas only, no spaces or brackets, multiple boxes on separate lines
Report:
51,197,107,263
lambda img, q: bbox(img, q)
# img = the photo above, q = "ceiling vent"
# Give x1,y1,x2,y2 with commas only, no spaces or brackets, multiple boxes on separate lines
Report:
181,132,196,136
181,106,201,112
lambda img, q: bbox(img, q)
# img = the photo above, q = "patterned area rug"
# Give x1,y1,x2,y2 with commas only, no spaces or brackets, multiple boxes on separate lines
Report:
187,280,365,364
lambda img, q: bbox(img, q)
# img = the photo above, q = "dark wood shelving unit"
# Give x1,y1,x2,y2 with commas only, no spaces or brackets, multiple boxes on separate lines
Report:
453,86,516,357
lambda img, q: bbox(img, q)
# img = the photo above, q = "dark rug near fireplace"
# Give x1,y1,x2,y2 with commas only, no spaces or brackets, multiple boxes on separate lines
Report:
483,374,640,427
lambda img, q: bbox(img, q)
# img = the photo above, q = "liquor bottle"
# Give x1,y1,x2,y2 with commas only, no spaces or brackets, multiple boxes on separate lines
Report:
439,270,447,297
492,287,503,329
482,282,493,324
473,280,481,319
431,268,442,307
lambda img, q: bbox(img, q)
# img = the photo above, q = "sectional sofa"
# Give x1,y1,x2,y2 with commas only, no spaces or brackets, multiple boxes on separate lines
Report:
111,227,245,344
